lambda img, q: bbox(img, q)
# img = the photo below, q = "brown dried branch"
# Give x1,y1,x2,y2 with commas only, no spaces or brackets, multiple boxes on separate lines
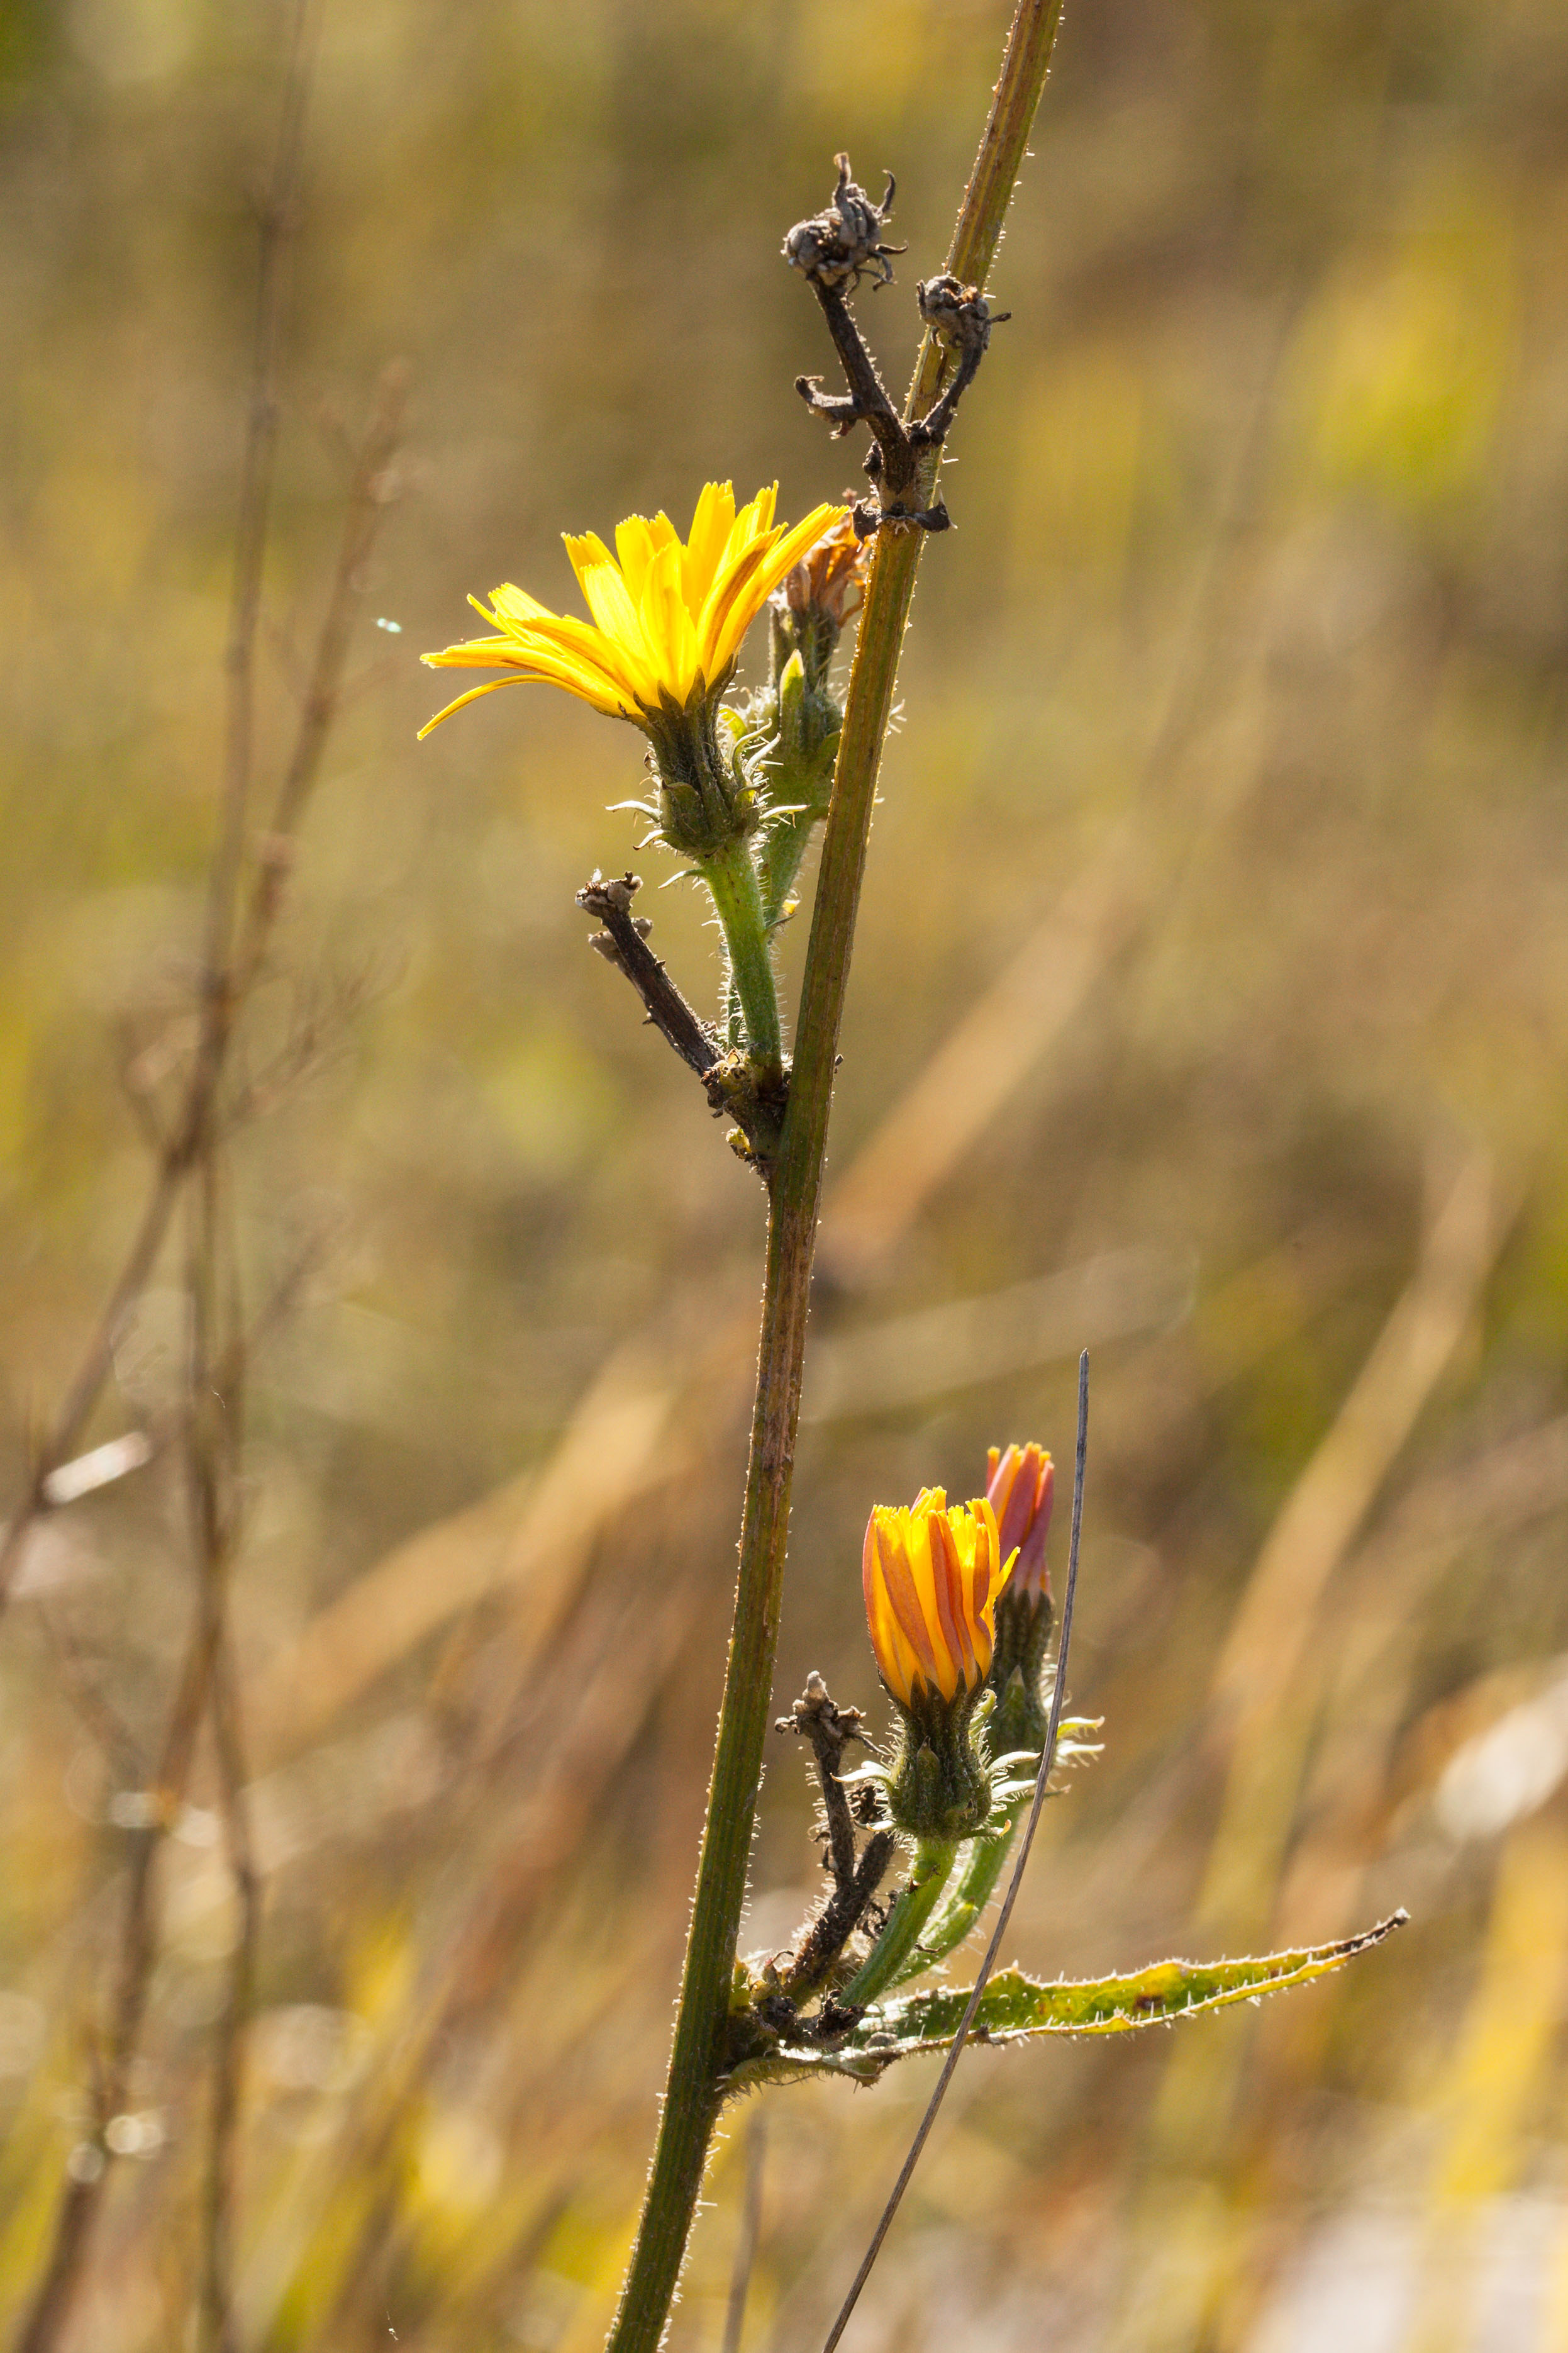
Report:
34,1601,143,1786
4,1,403,2341
232,359,409,995
575,871,786,1173
0,235,402,1631
14,1528,242,2353
774,1673,895,2002
786,156,1005,537
779,1671,866,1894
183,1143,250,2353
198,1631,259,2353
577,871,720,1081
720,2115,767,2353
784,1830,897,2006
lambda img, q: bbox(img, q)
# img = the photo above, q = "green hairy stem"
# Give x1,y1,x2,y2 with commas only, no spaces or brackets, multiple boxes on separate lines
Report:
603,11,1067,2349
843,1842,959,2008
702,836,782,1066
893,1823,1016,1987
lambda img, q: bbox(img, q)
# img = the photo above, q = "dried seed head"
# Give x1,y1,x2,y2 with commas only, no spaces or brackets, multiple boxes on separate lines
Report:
916,272,1011,355
783,152,907,293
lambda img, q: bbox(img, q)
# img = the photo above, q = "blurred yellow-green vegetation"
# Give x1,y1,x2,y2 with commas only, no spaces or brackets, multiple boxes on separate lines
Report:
4,0,1568,2345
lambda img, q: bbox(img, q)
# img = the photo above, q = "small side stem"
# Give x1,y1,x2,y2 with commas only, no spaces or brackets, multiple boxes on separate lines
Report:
759,801,825,932
786,1831,897,2002
894,1824,1016,1986
842,1842,957,2008
198,1634,259,2353
703,839,782,1068
577,873,721,1079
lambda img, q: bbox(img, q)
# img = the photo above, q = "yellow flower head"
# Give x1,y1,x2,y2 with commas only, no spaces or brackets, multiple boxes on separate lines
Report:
862,1489,1013,1711
420,482,845,738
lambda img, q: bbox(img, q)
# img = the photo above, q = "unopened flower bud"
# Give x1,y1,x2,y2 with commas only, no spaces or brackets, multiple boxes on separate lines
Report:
779,514,867,630
987,1443,1054,1601
862,1488,1011,1838
770,516,868,711
777,649,807,752
985,1442,1055,1755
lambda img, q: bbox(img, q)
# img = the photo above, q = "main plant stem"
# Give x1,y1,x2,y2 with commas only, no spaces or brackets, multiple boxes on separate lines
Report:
604,11,1065,2347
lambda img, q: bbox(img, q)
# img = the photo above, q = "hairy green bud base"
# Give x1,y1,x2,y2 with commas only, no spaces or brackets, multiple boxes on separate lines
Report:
885,1684,993,1841
640,686,760,862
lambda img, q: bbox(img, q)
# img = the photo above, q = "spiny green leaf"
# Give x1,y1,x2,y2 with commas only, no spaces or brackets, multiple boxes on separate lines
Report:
865,1912,1408,2045
725,1911,1407,2091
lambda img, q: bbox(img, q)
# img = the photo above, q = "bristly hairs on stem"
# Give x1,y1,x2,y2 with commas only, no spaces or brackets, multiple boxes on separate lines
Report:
601,9,1068,2345
819,1349,1090,2353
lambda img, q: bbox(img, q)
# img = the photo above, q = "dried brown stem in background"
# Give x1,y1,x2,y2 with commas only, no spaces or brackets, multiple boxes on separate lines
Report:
6,2,408,2342
720,2113,767,2353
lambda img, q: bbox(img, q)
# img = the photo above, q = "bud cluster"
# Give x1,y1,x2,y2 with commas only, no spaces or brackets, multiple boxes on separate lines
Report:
859,1489,1009,1841
718,518,869,941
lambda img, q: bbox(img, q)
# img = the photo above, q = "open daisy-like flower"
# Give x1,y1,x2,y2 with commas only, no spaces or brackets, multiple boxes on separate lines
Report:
420,482,845,738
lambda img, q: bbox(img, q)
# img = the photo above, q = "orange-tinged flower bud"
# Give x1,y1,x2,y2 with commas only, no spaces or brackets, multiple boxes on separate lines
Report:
862,1488,1010,1711
986,1443,1054,1601
986,1442,1056,1757
777,513,867,630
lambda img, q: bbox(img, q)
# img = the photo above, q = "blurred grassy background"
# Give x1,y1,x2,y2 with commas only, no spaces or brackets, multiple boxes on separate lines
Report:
3,0,1568,2345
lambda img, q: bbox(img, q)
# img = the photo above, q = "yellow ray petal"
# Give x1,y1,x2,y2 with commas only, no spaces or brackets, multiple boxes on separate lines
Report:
681,481,737,612
642,535,699,705
570,554,653,659
731,482,777,551
487,582,555,627
698,537,778,681
416,676,530,737
423,631,637,718
702,502,845,680
563,530,617,596
614,513,677,605
425,635,526,666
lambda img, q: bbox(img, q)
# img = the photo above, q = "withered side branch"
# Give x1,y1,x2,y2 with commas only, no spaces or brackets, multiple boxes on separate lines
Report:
577,872,720,1081
784,156,1009,537
576,871,785,1178
776,1672,896,2003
